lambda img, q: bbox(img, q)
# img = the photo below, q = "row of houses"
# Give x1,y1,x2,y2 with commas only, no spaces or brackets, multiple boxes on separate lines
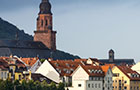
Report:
0,55,55,83
35,58,140,90
0,55,140,90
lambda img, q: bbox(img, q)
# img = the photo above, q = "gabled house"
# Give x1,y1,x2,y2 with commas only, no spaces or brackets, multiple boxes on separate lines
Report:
18,57,42,73
101,66,113,90
69,65,104,90
35,58,101,84
0,58,9,80
131,62,140,74
112,66,140,90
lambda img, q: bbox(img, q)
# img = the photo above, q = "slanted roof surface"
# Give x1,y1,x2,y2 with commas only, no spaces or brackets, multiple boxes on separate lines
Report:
99,59,135,65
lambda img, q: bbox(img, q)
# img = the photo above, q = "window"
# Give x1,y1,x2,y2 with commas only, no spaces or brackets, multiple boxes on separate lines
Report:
41,20,43,26
95,84,97,88
1,72,3,79
4,72,7,79
98,84,100,88
124,86,127,89
92,84,94,88
45,20,48,26
88,84,90,88
78,84,81,87
124,81,127,83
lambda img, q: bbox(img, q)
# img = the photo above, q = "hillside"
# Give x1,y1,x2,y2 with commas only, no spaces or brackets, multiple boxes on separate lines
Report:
0,18,33,40
0,17,80,60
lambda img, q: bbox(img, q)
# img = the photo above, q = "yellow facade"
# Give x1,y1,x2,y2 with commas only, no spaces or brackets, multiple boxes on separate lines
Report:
15,73,23,80
112,66,140,90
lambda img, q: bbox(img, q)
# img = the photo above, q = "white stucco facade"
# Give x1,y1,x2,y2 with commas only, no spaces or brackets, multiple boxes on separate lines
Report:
69,66,103,90
35,60,60,83
131,62,140,74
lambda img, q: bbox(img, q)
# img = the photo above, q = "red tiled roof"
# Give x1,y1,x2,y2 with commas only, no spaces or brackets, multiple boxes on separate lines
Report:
117,66,140,81
81,65,105,77
75,58,102,65
104,64,115,69
20,57,38,67
0,56,26,68
49,60,83,76
49,58,103,77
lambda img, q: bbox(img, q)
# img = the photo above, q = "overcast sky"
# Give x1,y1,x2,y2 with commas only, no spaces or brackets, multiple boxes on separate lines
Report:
1,0,140,62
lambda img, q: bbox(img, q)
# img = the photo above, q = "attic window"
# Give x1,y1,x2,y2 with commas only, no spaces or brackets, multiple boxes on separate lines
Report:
94,70,97,73
137,74,139,77
63,69,67,72
66,63,69,67
55,63,59,67
56,68,61,73
71,65,75,67
66,70,70,74
70,69,74,73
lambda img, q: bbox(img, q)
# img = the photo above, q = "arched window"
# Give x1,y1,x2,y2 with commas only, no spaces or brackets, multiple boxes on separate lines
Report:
45,20,48,26
41,20,43,27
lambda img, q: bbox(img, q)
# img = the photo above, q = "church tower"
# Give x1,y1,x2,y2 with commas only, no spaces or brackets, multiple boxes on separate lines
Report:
109,49,114,62
34,0,56,50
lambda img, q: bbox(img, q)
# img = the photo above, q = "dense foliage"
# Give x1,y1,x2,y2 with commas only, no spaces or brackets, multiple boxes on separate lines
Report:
0,79,65,90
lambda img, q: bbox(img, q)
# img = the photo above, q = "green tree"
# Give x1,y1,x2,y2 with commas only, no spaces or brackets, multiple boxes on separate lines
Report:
41,80,50,90
21,80,29,90
49,82,57,90
13,80,21,90
28,80,36,90
40,59,46,63
57,83,65,90
4,79,14,90
34,81,42,90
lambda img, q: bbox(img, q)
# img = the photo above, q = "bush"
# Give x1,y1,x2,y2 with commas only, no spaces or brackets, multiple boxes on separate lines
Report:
0,79,65,90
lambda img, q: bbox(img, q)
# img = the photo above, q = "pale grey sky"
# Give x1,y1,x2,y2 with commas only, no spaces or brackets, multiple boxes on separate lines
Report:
1,0,140,62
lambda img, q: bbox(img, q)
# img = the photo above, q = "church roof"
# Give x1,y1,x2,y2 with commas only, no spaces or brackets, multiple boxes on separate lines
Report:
99,59,135,65
0,40,79,60
0,40,50,59
39,0,52,14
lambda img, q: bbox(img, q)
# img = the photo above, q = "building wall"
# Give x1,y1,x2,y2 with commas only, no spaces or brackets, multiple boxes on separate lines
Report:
37,14,52,31
15,73,23,80
104,68,113,90
0,70,8,80
34,14,56,50
35,60,60,83
86,80,103,90
72,66,89,90
34,30,56,50
112,66,130,90
131,62,140,74
130,81,140,90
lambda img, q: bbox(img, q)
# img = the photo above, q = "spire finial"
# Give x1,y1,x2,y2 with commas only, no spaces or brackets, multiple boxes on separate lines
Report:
42,0,49,2
39,0,52,15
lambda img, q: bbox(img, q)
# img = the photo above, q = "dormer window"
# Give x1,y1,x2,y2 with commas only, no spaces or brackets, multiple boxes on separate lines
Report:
55,63,59,67
56,68,61,73
66,63,70,67
66,70,70,74
70,69,74,73
94,70,97,73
